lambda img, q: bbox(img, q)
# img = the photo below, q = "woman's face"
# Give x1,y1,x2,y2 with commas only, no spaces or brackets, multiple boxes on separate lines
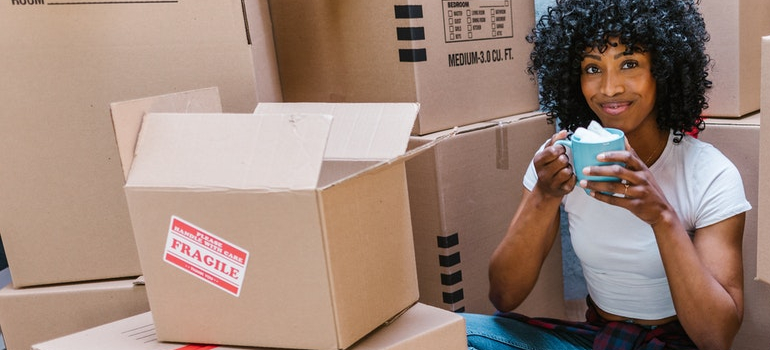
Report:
580,40,657,134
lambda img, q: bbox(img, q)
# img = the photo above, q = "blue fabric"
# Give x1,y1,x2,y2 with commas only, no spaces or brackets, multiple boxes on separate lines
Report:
462,296,696,350
463,312,592,350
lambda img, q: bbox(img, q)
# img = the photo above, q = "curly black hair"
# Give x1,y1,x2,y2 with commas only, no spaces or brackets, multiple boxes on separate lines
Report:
527,0,711,142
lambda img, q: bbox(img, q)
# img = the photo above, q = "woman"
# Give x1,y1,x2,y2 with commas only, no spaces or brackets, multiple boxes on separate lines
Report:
462,0,751,349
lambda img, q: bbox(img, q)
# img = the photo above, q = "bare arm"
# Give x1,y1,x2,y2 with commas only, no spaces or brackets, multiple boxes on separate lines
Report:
488,187,562,312
652,211,744,350
489,130,575,312
584,145,745,350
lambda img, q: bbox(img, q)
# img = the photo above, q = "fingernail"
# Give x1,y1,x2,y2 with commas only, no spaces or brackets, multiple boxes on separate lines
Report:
579,180,587,188
582,167,590,175
596,153,605,160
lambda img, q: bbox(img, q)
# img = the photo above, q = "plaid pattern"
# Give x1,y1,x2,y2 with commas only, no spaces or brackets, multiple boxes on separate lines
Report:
497,297,697,350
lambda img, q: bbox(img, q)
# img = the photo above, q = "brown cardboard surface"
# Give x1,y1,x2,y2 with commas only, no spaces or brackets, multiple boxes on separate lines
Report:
0,0,280,287
109,87,224,180
244,0,283,103
758,36,770,285
699,114,770,350
117,104,430,349
0,277,149,350
700,0,770,117
32,303,466,350
269,0,540,135
406,112,566,318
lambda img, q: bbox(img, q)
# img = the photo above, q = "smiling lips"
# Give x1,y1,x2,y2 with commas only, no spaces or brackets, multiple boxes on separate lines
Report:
601,101,631,115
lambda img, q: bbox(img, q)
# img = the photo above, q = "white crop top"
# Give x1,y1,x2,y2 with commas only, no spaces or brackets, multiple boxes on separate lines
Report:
523,131,751,320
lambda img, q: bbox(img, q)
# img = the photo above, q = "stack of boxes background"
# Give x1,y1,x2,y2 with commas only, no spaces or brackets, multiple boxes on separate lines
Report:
1,0,769,349
0,1,281,349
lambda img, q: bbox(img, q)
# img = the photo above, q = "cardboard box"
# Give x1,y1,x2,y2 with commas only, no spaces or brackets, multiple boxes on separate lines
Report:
699,114,770,350
0,0,281,287
116,103,442,349
405,112,566,318
32,303,467,350
110,87,225,180
268,0,540,135
758,36,770,284
0,277,149,350
699,0,770,117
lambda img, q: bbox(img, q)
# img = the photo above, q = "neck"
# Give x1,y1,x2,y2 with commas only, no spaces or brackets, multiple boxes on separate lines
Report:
640,129,668,167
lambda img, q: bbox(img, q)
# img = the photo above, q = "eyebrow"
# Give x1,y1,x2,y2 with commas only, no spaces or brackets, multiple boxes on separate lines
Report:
583,51,636,61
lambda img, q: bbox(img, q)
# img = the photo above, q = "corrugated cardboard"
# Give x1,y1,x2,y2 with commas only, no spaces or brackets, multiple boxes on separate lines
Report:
405,112,566,318
117,103,439,349
32,303,466,350
0,277,149,350
0,0,280,287
110,87,224,180
699,114,770,350
268,0,540,135
699,0,770,117
758,36,770,284
244,0,283,103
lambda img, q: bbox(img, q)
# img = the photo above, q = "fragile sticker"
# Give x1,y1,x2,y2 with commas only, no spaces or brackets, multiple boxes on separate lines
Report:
164,216,249,297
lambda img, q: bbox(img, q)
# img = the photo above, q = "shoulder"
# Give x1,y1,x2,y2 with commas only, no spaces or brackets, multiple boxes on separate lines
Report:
670,135,751,228
672,135,735,172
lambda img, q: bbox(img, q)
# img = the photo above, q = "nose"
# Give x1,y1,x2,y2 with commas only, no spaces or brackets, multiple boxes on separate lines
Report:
600,70,624,97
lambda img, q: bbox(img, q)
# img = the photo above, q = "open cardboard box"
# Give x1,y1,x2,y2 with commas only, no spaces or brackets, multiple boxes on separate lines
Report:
113,102,451,349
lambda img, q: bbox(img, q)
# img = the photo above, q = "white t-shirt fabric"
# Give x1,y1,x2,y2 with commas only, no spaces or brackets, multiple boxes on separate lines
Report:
523,130,751,320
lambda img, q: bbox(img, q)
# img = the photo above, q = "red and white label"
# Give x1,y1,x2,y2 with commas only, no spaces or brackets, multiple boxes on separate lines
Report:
164,216,249,297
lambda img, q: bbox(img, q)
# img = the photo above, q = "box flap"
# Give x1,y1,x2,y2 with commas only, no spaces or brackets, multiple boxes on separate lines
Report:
254,103,419,160
321,126,458,189
125,112,332,190
110,87,223,181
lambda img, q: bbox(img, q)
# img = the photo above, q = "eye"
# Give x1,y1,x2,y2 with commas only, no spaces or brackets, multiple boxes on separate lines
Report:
584,65,601,74
621,60,639,69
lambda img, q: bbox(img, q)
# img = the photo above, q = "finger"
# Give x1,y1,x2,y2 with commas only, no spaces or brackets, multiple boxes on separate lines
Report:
548,129,569,146
597,147,643,171
578,178,627,197
539,154,573,185
561,171,577,192
581,163,627,181
535,143,570,169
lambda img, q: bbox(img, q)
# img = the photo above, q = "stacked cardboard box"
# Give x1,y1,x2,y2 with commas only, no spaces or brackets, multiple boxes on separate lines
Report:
757,36,770,285
752,38,770,350
268,0,540,135
699,0,770,117
32,303,466,350
0,278,150,350
406,112,566,318
0,0,280,288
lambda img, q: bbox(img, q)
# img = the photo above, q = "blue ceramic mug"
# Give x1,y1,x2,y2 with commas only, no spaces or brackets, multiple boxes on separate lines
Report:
554,128,625,183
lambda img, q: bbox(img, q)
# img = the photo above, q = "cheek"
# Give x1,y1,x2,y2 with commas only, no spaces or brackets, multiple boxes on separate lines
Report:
637,80,657,107
580,76,595,100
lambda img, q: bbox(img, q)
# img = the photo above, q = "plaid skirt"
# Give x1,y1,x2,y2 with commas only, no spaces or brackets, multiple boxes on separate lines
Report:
496,297,698,350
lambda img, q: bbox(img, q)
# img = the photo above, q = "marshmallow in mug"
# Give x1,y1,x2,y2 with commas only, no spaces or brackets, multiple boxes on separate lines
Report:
572,120,622,143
